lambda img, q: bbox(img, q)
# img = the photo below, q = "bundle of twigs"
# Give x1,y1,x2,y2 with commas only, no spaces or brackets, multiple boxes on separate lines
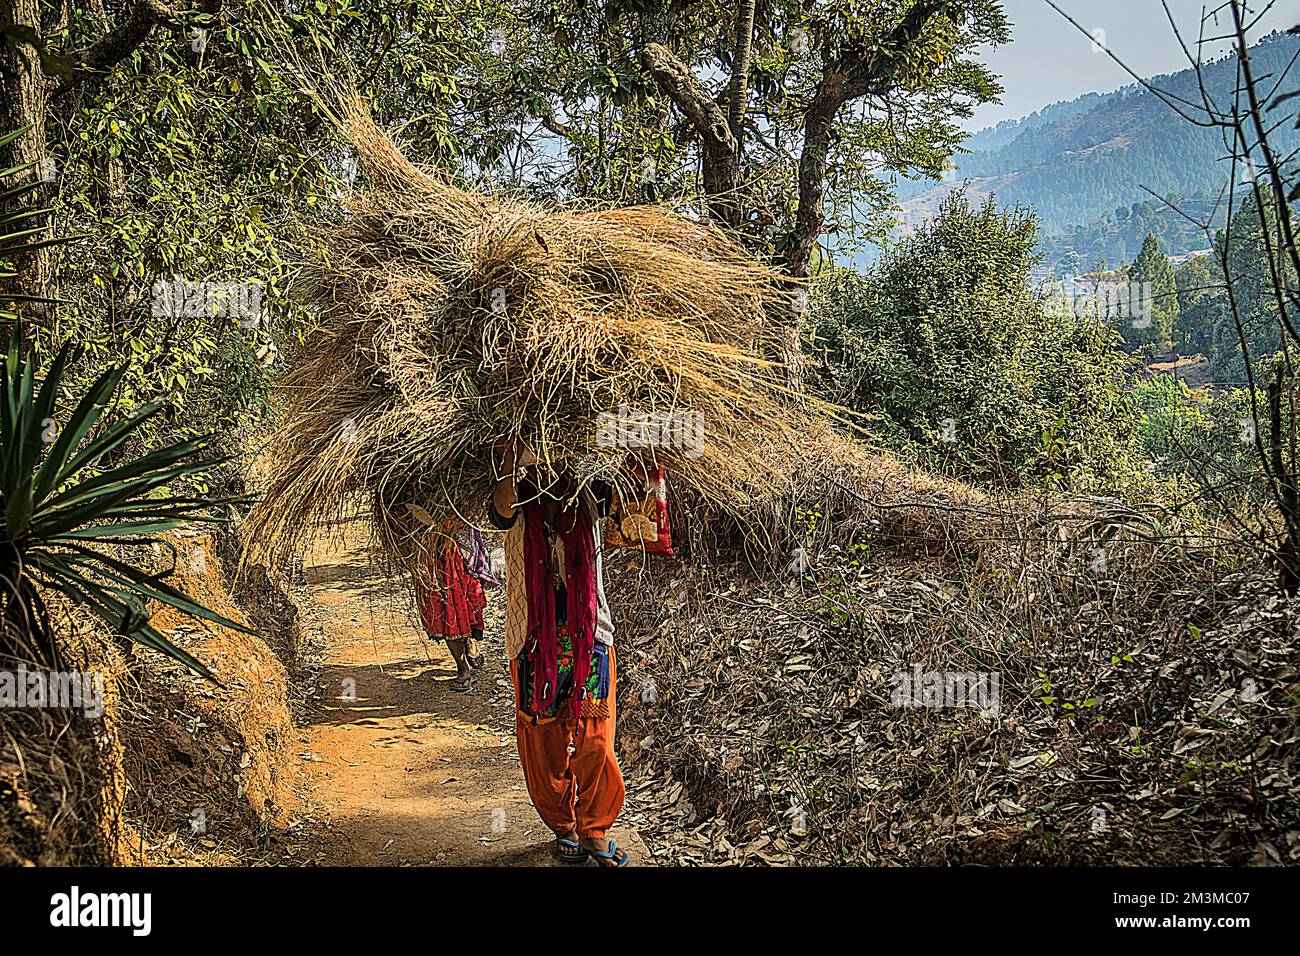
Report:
247,95,838,570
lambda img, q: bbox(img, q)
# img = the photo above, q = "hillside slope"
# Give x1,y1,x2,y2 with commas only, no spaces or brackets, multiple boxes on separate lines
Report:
612,439,1300,865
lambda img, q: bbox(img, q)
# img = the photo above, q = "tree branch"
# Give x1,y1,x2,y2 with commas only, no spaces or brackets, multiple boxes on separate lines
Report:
639,41,734,153
54,0,220,97
781,0,955,277
725,0,756,145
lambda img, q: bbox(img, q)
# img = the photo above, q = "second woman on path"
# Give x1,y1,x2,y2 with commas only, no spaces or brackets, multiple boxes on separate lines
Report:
413,515,499,691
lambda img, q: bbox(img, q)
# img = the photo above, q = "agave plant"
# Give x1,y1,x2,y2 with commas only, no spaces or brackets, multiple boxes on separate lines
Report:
0,327,253,681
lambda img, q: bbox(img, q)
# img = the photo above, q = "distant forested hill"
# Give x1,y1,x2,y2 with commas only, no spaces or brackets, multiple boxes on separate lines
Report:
1036,193,1228,274
892,30,1300,268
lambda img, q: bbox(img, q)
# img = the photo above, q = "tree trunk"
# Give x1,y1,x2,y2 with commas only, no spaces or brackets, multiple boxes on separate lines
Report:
770,73,848,392
639,42,742,227
0,0,53,339
1269,370,1300,595
728,0,759,151
781,65,848,279
725,0,755,144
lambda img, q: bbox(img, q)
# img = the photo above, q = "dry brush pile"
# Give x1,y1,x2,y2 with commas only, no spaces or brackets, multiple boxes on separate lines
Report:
611,442,1300,865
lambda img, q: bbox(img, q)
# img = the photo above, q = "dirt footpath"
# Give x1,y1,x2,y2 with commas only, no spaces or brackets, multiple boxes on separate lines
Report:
292,524,652,866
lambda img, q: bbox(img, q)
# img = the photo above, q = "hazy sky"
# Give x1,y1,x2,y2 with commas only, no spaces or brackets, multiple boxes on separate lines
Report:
969,0,1298,130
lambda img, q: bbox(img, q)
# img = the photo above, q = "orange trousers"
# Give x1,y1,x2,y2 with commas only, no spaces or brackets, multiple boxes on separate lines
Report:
510,649,625,841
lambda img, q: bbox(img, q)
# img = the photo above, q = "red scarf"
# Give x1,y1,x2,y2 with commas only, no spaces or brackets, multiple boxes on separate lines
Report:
522,477,598,719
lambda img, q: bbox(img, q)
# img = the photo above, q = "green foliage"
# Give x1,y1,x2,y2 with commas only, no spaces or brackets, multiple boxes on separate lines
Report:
1174,185,1297,380
806,192,1143,487
1133,368,1290,513
0,329,252,678
1175,254,1215,314
462,0,1008,257
40,3,357,450
1133,375,1212,474
1125,232,1178,349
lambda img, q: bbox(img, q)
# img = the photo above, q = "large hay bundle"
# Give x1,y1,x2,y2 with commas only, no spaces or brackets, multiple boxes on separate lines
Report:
248,98,835,570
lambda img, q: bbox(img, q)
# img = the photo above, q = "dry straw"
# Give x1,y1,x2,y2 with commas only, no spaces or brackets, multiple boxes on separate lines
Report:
246,93,843,571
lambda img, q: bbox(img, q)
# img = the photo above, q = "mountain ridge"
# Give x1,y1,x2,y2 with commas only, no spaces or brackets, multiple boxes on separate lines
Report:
885,29,1300,271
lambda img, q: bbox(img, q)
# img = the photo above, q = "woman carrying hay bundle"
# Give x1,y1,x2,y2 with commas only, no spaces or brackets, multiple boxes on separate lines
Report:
490,440,628,867
411,513,497,692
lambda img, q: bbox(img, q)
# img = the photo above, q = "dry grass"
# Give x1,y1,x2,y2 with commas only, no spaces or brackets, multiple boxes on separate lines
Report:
610,453,1297,866
246,95,840,573
0,609,137,865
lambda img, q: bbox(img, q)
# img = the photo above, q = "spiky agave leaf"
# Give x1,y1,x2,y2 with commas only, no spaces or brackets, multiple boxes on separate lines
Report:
0,325,253,683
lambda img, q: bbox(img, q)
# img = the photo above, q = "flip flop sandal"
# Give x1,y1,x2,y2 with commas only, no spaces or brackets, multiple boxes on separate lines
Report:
554,837,588,864
449,675,472,692
587,839,630,868
466,650,485,669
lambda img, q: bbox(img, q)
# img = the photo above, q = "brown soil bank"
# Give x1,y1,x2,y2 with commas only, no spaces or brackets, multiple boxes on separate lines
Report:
1,527,301,866
115,530,300,862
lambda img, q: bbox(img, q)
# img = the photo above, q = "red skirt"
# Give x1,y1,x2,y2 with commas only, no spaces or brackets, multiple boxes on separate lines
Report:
416,539,486,640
